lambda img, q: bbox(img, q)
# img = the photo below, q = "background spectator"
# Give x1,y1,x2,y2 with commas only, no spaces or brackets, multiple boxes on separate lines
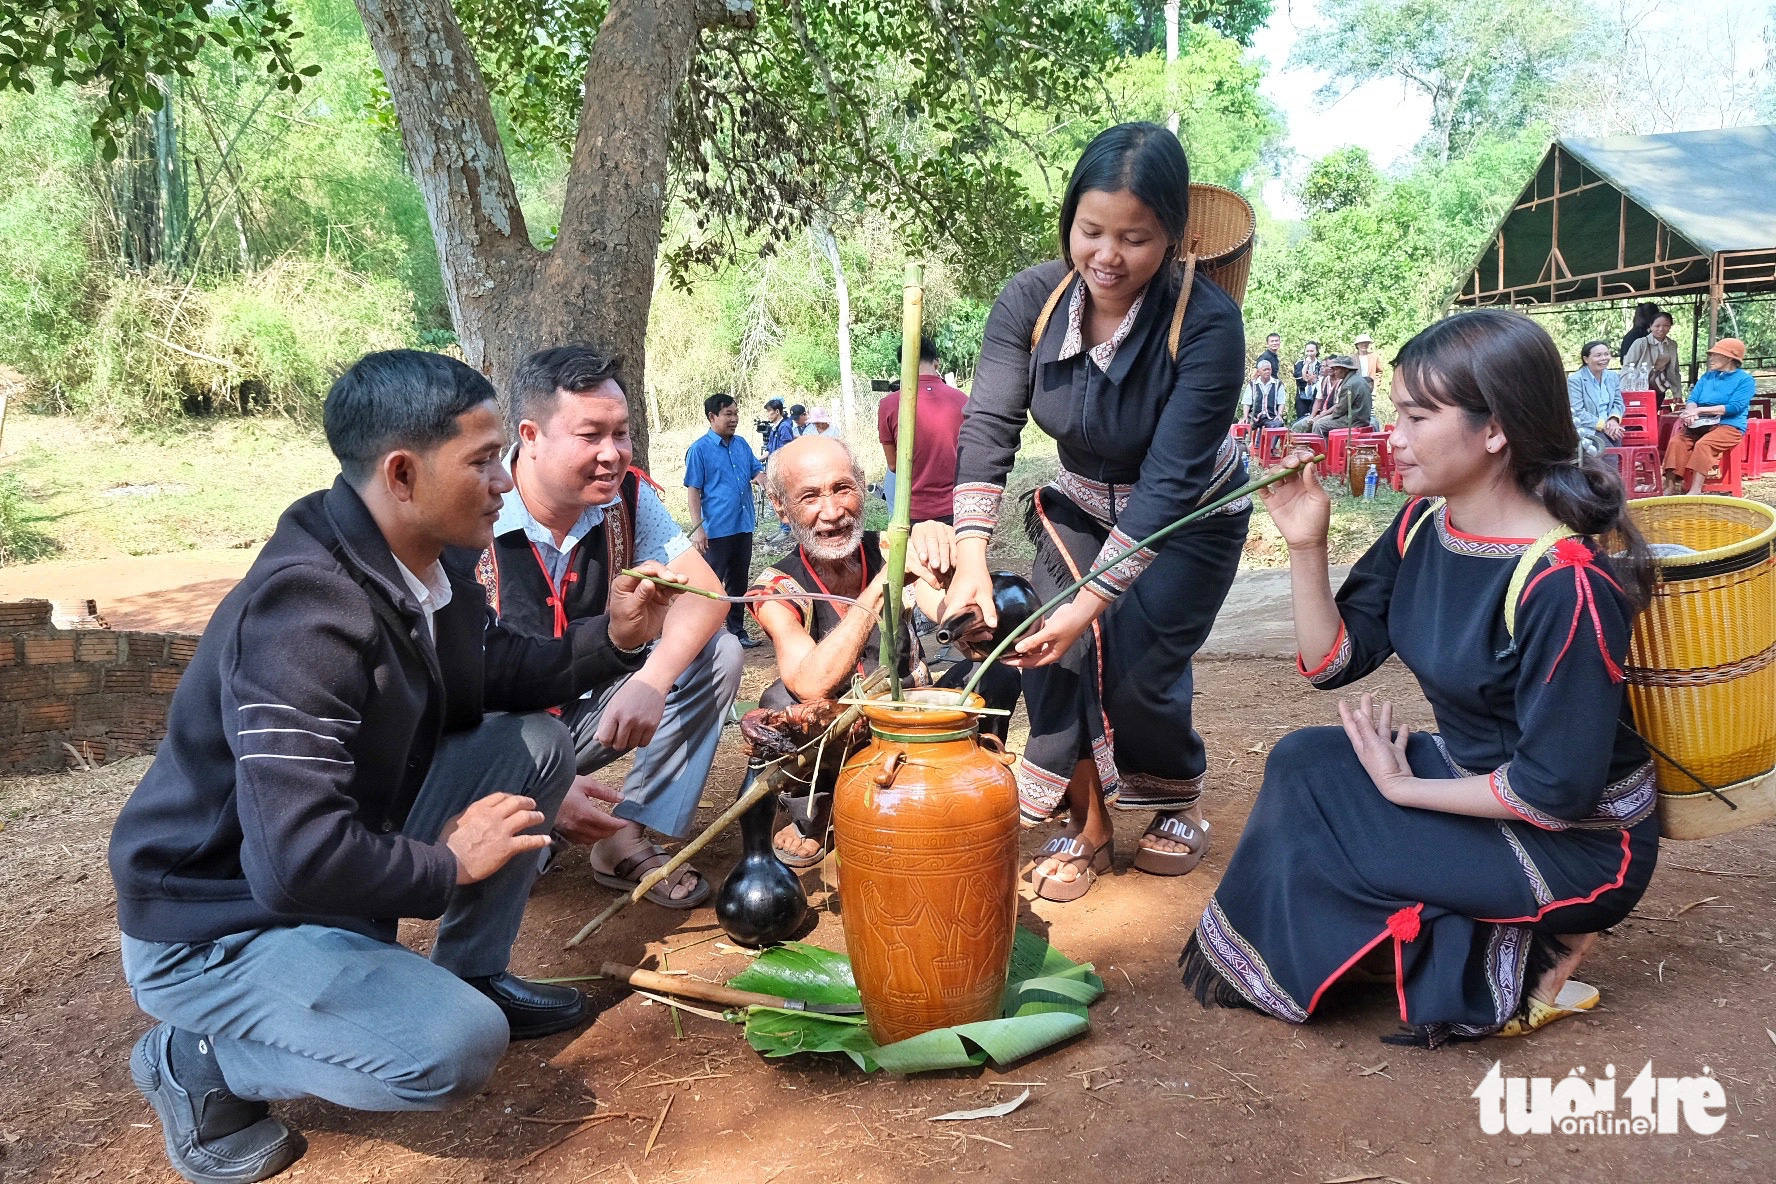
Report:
685,392,765,647
878,334,967,524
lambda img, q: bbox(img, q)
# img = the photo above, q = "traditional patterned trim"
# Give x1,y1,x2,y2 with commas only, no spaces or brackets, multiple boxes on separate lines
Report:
1091,733,1121,802
1429,733,1483,777
1058,278,1146,372
746,569,813,629
601,486,635,612
1196,897,1309,1023
1015,757,1071,827
1298,623,1352,686
1490,764,1569,831
953,481,1004,541
1434,504,1536,558
1496,823,1555,907
1627,640,1776,687
1414,923,1531,1046
1115,769,1205,811
474,547,500,617
1493,760,1658,832
1088,525,1157,599
1053,469,1128,527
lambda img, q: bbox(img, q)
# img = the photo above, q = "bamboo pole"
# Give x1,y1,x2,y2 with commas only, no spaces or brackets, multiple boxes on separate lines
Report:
564,667,890,949
959,455,1326,700
881,263,924,700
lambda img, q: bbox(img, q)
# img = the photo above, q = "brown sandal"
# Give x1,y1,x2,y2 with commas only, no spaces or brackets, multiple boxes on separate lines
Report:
1030,835,1113,903
590,843,711,910
1132,813,1211,876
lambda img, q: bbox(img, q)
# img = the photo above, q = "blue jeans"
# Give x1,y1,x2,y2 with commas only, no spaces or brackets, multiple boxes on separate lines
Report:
120,711,574,1111
563,631,744,838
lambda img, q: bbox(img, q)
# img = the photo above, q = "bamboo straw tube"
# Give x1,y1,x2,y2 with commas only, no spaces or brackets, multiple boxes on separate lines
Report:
881,263,924,699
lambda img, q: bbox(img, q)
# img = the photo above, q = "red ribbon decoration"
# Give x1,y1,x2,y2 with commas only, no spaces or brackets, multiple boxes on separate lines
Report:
1520,538,1625,684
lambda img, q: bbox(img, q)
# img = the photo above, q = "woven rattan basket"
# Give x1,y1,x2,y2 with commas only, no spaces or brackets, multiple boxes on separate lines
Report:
1624,495,1776,839
1187,184,1255,306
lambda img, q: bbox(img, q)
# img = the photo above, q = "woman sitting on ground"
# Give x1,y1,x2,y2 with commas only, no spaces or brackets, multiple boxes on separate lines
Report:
1181,310,1659,1047
1664,337,1754,494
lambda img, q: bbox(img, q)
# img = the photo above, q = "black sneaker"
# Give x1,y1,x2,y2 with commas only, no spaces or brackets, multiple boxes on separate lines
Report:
466,972,588,1040
129,1024,306,1184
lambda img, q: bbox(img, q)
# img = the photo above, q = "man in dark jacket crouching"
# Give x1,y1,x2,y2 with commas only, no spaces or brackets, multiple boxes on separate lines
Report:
107,351,684,1183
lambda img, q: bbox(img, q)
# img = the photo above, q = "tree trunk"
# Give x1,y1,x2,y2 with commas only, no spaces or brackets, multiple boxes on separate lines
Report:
816,225,857,443
354,0,541,389
355,0,754,467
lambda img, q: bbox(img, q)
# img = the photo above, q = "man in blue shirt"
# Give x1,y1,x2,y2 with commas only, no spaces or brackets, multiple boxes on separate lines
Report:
685,392,766,647
764,397,798,454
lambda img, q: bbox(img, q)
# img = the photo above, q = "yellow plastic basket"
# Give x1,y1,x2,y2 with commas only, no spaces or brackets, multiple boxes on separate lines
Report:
1623,496,1776,838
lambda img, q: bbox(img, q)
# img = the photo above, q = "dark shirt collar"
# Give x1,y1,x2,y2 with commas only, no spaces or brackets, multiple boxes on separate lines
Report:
322,476,424,617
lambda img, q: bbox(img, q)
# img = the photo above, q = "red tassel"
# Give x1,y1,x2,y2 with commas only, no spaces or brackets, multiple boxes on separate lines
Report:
1386,905,1422,943
1520,540,1625,684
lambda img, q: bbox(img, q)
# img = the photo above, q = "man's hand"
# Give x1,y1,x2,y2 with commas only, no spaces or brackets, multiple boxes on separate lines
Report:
908,520,955,579
607,560,686,650
595,677,667,752
691,526,709,554
440,793,550,884
553,775,629,846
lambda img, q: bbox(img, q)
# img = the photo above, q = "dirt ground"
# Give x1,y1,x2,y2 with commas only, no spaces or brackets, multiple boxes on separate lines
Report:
2,656,1774,1184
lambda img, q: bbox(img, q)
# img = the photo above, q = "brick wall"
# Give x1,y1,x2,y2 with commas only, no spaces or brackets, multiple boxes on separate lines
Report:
0,599,195,773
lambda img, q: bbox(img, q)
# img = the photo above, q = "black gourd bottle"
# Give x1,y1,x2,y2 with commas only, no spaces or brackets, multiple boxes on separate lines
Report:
715,770,807,947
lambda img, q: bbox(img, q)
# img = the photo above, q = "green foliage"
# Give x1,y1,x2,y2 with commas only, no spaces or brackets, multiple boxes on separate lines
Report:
0,1,316,155
1245,128,1549,370
0,85,95,388
1294,0,1592,161
735,929,1104,1073
1298,146,1379,214
0,472,58,565
1113,0,1275,49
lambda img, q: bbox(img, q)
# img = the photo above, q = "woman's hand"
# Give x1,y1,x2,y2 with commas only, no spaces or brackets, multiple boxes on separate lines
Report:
1679,407,1699,427
1602,417,1624,442
1338,693,1415,804
1005,594,1102,668
1259,448,1332,552
943,543,997,629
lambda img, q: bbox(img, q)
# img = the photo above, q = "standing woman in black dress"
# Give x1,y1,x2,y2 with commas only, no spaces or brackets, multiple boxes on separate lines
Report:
945,123,1250,902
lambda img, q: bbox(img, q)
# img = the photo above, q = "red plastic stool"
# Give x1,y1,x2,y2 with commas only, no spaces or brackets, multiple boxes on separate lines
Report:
1258,426,1291,464
1750,396,1773,421
1622,389,1659,420
1602,445,1661,499
1619,410,1659,446
1658,413,1681,450
1703,444,1744,497
1229,423,1250,442
1746,419,1776,478
1323,428,1352,476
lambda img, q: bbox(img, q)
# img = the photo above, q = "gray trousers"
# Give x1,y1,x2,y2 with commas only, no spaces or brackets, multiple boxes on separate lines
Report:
119,711,574,1112
562,630,743,839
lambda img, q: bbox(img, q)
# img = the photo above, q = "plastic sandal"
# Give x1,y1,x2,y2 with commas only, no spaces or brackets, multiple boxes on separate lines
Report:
1030,835,1113,903
1496,979,1600,1038
1132,813,1212,876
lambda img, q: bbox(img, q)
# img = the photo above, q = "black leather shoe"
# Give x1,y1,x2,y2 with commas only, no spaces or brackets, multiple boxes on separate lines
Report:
130,1025,306,1184
467,972,588,1040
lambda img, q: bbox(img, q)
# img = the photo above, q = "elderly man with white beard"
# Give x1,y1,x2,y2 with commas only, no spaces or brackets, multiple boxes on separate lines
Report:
746,435,1021,866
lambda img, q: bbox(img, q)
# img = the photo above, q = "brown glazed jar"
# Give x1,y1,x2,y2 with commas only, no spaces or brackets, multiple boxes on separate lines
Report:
833,689,1020,1045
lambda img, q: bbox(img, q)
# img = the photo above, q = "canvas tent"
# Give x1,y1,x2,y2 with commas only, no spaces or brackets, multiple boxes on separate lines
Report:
1450,124,1776,343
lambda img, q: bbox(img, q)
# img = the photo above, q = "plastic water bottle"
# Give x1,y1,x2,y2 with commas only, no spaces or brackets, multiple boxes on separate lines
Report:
1363,463,1378,500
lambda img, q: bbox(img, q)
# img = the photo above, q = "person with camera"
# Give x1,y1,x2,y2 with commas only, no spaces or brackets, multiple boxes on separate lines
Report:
686,392,767,648
762,397,798,454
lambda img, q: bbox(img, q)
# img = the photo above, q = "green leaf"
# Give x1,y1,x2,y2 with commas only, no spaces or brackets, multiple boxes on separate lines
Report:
727,941,861,1006
743,1006,879,1072
1011,973,1102,1006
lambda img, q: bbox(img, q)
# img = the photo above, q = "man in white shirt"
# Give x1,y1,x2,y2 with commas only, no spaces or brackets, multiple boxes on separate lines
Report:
478,346,744,908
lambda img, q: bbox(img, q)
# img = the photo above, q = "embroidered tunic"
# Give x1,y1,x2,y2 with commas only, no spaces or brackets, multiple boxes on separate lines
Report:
954,259,1250,822
1183,499,1658,1044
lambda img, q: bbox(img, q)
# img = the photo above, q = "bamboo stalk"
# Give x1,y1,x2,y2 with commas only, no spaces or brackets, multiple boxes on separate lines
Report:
882,263,924,700
564,667,890,948
959,455,1326,700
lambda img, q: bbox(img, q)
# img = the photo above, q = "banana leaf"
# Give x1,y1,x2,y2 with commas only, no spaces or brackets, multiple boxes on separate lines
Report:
734,929,1102,1074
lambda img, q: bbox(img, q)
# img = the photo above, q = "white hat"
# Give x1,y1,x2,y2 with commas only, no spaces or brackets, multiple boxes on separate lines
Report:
808,406,833,423
1353,333,1374,346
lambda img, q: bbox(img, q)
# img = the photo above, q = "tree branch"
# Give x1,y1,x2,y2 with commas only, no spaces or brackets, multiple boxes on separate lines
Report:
784,0,841,124
696,0,757,29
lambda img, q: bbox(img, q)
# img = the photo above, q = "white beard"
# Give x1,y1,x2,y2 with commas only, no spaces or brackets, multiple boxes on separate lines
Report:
793,516,864,561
